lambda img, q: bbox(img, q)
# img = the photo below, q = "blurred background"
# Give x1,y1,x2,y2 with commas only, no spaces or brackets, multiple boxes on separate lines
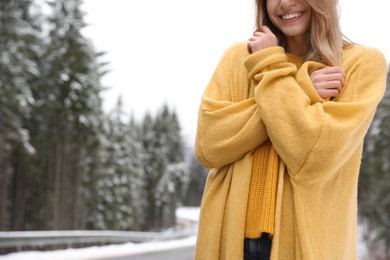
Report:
0,0,389,259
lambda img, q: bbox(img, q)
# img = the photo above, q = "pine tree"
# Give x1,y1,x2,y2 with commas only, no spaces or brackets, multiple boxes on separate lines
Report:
140,112,158,231
0,0,42,231
92,98,144,231
0,0,192,234
140,104,189,231
126,115,146,231
35,0,104,230
156,106,189,228
183,152,208,207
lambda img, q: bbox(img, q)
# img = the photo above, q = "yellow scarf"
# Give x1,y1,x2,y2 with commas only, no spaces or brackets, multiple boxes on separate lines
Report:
245,140,279,238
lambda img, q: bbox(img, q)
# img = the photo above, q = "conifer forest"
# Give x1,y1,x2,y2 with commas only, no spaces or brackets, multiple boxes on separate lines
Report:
0,0,207,234
0,0,389,257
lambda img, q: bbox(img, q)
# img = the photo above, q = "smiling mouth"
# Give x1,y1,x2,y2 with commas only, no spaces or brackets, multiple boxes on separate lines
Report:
281,12,303,20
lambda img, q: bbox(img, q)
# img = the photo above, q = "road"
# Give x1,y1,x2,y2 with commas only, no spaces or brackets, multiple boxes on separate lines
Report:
102,246,195,260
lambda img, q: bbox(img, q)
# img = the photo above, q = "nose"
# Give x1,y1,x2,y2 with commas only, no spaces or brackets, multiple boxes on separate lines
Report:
279,0,296,9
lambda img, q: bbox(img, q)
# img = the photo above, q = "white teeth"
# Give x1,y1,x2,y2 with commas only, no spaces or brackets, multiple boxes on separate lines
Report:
282,12,302,20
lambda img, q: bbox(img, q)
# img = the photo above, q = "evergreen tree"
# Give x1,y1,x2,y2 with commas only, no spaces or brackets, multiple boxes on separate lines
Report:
359,68,390,257
183,152,208,207
154,105,188,229
126,115,146,231
34,0,104,230
140,104,189,231
0,0,193,234
140,112,158,231
92,98,144,231
0,0,42,231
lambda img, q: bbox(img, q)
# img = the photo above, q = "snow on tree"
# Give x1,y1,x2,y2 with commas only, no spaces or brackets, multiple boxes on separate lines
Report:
0,0,42,231
93,98,145,231
0,0,194,235
140,104,189,231
35,0,105,230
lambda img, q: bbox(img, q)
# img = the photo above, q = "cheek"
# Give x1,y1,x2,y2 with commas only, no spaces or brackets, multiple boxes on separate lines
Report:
266,3,279,25
267,13,279,29
266,3,275,16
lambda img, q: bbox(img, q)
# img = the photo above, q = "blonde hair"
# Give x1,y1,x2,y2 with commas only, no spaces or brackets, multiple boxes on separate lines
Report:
255,0,353,66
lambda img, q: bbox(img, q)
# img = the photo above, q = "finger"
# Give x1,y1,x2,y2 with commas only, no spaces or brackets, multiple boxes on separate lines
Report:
316,81,343,92
332,66,346,77
247,38,254,48
318,66,343,74
313,71,345,87
260,26,273,35
326,81,343,92
323,66,346,81
335,73,345,86
317,89,340,99
334,66,346,81
253,27,273,37
247,38,255,54
252,32,266,37
247,42,253,54
328,72,345,86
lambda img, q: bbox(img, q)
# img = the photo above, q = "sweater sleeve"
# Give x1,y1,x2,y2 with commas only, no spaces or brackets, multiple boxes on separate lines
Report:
195,43,269,169
245,46,387,181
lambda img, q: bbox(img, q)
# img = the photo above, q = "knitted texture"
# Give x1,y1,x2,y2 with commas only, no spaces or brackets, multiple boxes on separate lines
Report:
194,42,387,260
245,140,279,238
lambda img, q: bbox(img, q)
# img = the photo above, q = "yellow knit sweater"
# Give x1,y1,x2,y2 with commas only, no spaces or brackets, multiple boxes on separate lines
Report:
194,42,387,259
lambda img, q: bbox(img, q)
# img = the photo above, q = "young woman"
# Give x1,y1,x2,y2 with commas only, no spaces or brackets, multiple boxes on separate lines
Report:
194,0,387,259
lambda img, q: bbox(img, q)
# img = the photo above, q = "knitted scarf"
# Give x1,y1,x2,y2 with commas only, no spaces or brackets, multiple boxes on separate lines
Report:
245,140,279,238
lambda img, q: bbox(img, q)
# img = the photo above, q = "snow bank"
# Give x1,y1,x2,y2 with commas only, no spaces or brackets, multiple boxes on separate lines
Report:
0,236,197,260
0,207,200,260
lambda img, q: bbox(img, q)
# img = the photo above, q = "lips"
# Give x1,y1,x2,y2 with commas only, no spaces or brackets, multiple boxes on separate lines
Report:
281,12,303,20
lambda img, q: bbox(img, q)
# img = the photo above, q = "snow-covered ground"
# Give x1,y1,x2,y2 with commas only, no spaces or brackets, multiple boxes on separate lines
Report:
0,208,200,260
0,236,197,260
0,207,369,259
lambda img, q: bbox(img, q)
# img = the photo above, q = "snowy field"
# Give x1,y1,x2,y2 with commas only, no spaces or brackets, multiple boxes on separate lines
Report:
0,236,197,260
0,207,369,259
0,208,200,260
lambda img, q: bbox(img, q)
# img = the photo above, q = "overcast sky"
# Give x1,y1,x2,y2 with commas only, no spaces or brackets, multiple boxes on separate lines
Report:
81,0,390,146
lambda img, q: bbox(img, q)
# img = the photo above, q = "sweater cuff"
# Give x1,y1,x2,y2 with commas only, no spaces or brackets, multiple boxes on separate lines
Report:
244,46,288,79
296,61,328,104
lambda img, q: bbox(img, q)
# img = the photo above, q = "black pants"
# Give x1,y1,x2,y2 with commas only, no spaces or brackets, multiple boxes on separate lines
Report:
244,233,272,260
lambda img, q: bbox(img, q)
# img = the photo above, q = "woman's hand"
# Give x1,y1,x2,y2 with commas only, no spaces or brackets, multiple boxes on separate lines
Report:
310,66,346,99
247,26,278,54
